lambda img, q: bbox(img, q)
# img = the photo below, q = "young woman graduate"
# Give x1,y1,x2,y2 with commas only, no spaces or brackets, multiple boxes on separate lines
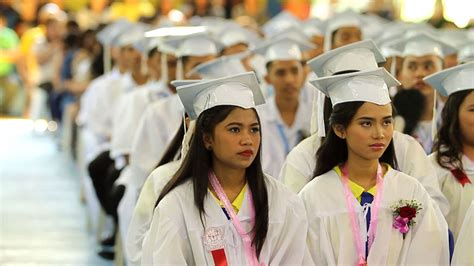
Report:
299,67,449,265
425,62,474,241
141,72,308,265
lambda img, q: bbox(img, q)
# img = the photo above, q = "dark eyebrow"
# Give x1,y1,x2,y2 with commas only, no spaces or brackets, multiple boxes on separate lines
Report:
357,117,375,121
225,122,260,127
357,116,393,121
226,122,243,127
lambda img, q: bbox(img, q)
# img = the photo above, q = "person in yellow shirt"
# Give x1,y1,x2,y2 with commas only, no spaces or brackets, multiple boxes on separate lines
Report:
0,11,20,115
18,3,66,117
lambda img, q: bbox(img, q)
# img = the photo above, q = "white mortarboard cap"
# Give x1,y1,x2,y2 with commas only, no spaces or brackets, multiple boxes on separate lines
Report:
97,19,134,46
375,23,405,44
163,33,221,57
144,26,207,38
187,52,248,79
360,14,389,41
458,43,474,63
309,67,400,107
262,11,302,37
218,25,262,49
146,37,164,53
302,18,325,38
324,10,362,51
424,62,474,97
439,29,468,49
253,36,315,63
388,32,457,58
308,40,385,77
177,72,265,120
194,16,233,36
270,26,312,43
116,23,150,52
170,80,201,87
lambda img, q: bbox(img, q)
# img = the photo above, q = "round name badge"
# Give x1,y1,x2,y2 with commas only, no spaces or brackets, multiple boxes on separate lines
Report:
202,227,225,251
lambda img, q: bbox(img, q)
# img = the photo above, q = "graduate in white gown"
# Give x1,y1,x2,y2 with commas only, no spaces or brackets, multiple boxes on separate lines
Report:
126,58,248,265
425,62,474,241
389,32,457,153
141,72,308,265
116,32,229,250
122,30,220,190
115,32,221,239
452,201,474,265
299,68,449,265
126,57,248,265
79,21,136,162
110,46,169,166
252,36,315,178
126,123,191,265
281,40,449,216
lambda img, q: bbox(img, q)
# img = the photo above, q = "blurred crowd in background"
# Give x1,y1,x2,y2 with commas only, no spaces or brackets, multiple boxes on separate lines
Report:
0,0,473,120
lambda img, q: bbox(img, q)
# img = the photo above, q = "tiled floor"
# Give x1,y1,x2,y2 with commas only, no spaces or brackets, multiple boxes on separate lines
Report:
0,120,112,265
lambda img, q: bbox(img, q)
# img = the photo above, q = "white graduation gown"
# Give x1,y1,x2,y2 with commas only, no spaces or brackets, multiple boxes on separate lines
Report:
78,69,123,162
110,80,169,159
429,153,474,241
125,160,181,266
141,175,308,265
280,131,450,216
452,201,474,265
115,96,183,263
299,168,449,265
116,94,184,188
86,70,135,145
258,96,312,179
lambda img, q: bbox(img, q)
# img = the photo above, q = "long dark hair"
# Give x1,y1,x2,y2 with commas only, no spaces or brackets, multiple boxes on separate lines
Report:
156,105,269,255
434,89,473,171
314,101,398,177
393,89,425,135
155,117,186,168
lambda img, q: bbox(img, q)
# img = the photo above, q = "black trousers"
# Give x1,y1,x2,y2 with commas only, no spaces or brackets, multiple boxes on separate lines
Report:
87,150,123,217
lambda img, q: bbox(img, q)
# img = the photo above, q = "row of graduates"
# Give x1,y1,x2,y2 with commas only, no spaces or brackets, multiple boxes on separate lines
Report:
75,11,474,265
134,62,474,265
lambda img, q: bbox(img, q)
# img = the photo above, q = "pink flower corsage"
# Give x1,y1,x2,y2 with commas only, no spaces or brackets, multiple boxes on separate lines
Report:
390,199,422,238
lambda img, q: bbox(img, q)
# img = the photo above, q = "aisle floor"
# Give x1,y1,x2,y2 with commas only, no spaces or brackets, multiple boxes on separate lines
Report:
0,119,113,265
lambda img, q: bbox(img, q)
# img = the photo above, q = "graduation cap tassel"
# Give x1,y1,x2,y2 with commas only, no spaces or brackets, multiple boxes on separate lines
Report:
310,93,319,135
161,53,168,84
177,57,184,80
389,56,398,97
180,120,195,161
431,91,438,142
141,53,147,76
182,111,187,143
104,45,112,73
317,90,326,138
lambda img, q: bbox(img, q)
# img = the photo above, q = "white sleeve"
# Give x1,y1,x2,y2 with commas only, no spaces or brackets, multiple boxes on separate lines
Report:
280,136,317,193
87,85,112,140
141,204,191,265
299,190,331,265
126,176,157,266
129,106,169,177
401,137,449,217
280,161,312,194
452,202,474,266
110,94,134,159
266,196,308,265
404,183,450,265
